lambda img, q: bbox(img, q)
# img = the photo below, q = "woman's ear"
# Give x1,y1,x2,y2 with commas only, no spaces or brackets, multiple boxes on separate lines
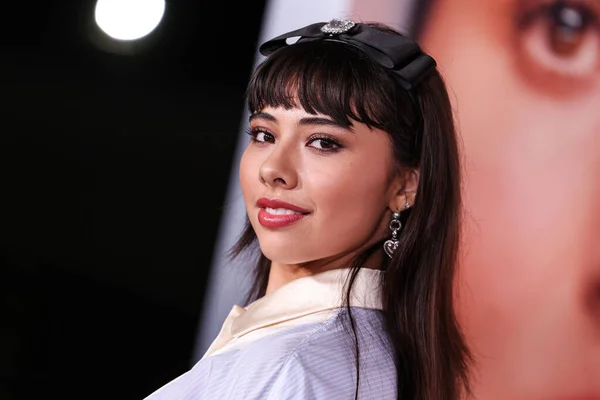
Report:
388,168,419,211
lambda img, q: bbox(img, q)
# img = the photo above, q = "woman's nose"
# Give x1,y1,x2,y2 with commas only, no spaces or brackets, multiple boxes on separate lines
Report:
258,145,299,189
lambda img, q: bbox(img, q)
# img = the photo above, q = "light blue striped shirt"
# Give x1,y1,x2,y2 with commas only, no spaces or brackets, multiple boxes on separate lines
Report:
144,269,397,400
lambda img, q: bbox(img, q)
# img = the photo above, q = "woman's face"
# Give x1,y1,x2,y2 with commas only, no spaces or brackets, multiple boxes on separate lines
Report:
239,106,400,267
419,0,600,398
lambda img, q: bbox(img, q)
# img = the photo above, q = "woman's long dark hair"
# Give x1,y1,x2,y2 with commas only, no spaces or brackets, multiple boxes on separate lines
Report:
230,23,471,400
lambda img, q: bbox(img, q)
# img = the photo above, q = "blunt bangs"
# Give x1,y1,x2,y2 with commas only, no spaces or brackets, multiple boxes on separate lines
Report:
247,40,408,131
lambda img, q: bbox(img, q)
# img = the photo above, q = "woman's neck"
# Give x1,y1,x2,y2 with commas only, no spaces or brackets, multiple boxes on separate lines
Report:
265,249,384,295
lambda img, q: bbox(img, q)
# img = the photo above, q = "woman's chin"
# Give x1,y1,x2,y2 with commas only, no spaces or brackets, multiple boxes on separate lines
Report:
260,250,308,266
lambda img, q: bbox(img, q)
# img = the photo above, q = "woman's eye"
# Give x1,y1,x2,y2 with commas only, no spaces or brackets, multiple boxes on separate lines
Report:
247,129,275,144
516,1,600,78
307,137,341,151
255,132,270,142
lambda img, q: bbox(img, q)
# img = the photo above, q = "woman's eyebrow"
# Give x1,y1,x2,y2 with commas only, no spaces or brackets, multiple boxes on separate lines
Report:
298,117,353,132
248,112,276,123
249,113,353,132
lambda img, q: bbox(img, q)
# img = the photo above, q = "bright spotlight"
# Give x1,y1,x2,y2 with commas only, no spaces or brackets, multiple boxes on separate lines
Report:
94,0,166,41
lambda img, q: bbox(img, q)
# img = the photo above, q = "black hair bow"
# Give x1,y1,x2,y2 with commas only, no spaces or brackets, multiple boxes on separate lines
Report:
258,19,436,91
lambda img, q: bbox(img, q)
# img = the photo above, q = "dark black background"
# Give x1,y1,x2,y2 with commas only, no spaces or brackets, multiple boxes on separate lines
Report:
1,0,267,398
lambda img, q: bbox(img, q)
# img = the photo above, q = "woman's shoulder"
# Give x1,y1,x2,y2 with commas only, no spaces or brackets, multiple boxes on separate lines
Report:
290,308,397,375
144,308,396,400
237,307,392,362
210,307,395,372
221,307,396,399
259,308,397,399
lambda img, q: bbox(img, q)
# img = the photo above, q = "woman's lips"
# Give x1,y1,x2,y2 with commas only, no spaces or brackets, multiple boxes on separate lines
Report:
256,197,310,228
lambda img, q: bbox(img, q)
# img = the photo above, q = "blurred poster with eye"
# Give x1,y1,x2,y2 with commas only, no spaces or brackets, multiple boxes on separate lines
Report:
191,0,352,363
350,0,600,399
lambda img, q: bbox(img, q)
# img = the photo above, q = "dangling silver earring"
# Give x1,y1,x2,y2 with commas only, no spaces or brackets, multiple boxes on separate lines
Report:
383,202,410,259
383,210,402,258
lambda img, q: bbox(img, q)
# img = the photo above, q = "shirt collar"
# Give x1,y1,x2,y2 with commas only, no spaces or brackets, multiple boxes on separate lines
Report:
230,267,384,338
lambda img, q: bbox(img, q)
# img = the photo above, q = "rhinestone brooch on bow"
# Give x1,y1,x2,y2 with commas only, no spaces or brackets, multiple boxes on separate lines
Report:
320,18,356,35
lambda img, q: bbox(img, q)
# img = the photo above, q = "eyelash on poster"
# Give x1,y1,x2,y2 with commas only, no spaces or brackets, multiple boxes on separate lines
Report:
517,0,600,28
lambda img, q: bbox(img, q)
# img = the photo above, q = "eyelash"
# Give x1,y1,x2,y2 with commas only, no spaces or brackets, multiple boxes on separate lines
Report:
246,128,343,153
246,127,275,144
307,134,343,153
518,0,599,27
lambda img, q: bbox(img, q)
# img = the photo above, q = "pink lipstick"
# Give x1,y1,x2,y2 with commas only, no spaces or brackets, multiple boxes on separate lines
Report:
256,198,310,228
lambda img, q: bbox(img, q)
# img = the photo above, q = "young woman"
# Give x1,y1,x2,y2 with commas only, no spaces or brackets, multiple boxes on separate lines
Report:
145,18,471,400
